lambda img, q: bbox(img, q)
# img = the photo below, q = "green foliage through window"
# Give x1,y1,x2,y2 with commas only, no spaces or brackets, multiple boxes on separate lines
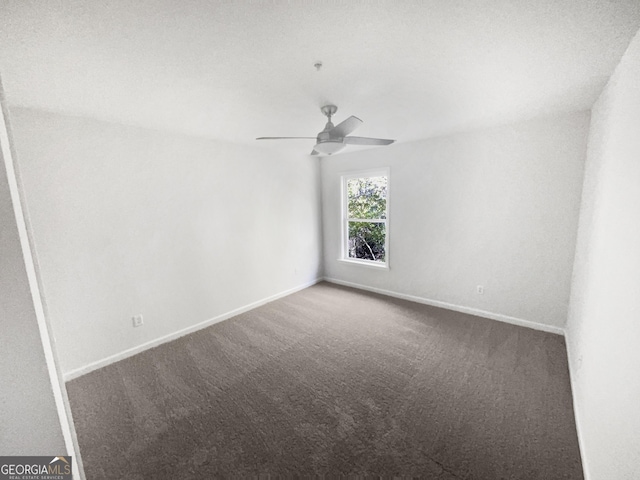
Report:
345,175,388,263
347,177,387,219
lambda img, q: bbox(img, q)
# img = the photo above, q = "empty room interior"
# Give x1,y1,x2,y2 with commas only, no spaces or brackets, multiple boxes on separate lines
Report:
1,1,640,479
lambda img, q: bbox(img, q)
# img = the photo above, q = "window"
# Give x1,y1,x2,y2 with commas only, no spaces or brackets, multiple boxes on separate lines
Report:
341,169,389,268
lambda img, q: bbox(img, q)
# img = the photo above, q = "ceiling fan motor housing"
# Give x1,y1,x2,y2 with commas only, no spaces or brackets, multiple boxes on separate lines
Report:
316,108,345,154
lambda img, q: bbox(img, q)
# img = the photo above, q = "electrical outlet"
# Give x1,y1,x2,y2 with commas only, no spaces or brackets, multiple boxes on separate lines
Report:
132,314,144,328
476,285,484,295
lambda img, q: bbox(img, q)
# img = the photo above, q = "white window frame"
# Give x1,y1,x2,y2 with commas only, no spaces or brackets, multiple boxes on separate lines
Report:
339,168,390,269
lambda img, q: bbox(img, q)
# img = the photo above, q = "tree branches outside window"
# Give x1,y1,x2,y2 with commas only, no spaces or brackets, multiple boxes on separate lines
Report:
346,176,387,262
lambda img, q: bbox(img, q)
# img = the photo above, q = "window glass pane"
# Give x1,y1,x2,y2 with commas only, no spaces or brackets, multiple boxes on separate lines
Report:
347,176,387,219
348,221,386,262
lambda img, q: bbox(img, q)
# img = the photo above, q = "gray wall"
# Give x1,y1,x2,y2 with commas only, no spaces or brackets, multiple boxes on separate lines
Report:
322,111,589,331
0,103,66,454
9,107,323,377
566,28,640,480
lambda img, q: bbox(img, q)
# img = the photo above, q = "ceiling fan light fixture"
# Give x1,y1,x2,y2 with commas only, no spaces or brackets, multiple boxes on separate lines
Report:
314,141,346,155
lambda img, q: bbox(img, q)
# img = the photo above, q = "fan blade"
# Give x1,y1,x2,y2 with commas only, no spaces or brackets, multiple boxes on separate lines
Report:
329,116,363,137
256,137,316,140
310,149,320,156
343,136,395,146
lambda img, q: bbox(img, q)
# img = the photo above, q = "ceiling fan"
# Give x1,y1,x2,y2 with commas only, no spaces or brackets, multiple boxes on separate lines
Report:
256,105,395,155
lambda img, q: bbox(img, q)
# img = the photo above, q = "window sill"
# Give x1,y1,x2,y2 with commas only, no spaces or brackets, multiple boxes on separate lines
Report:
338,258,389,270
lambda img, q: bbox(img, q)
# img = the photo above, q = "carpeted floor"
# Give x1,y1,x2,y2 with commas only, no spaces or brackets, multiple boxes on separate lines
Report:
66,282,583,479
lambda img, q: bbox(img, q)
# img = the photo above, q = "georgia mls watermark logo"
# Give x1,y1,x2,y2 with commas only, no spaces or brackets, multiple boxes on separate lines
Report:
0,456,72,480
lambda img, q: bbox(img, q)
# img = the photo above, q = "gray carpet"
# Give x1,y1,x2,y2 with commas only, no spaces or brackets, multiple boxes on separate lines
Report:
66,282,583,479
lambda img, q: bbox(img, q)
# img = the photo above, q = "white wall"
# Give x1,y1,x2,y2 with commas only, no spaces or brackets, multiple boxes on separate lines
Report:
0,107,67,454
566,29,640,480
322,112,589,331
9,107,322,376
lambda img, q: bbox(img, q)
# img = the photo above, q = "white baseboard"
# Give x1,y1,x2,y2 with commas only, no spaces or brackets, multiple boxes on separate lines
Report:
64,276,563,382
564,335,590,480
63,277,323,382
323,277,565,336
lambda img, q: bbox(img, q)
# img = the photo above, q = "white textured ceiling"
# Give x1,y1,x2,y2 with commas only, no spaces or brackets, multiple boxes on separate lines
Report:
1,1,639,152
